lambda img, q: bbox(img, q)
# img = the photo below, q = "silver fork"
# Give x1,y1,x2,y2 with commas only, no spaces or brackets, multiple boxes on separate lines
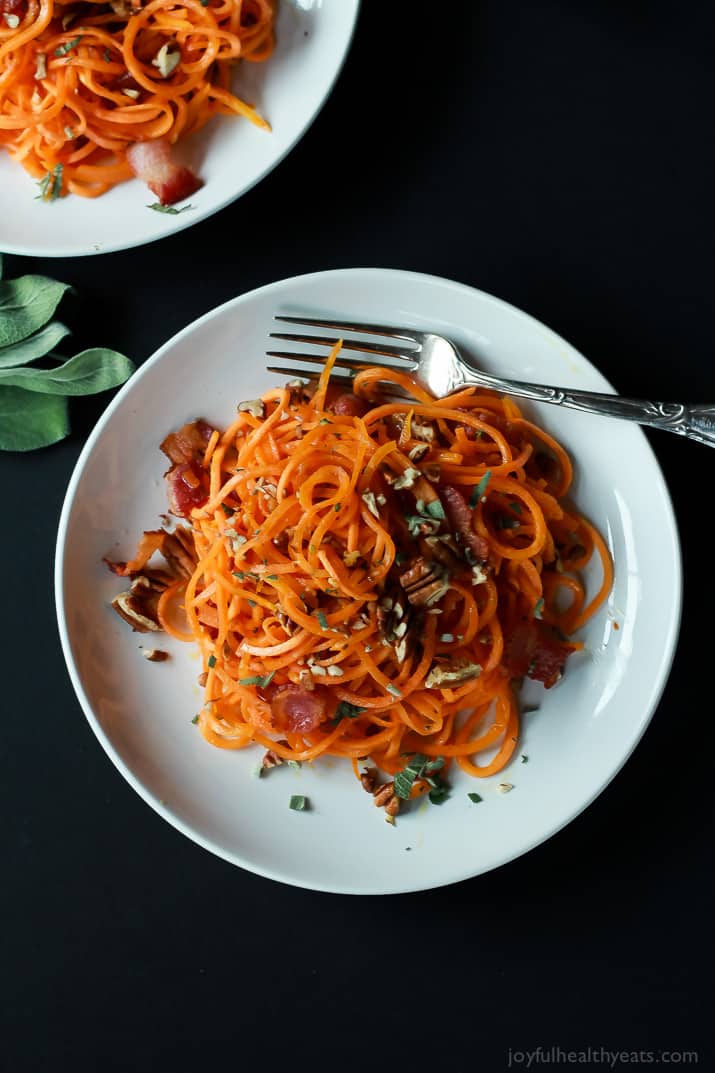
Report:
268,314,715,448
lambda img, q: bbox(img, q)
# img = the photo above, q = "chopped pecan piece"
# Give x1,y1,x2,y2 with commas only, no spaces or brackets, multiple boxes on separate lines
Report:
440,484,490,561
425,659,482,689
111,591,161,633
422,534,462,571
360,770,377,794
142,649,169,662
399,556,450,607
162,528,196,577
373,781,400,817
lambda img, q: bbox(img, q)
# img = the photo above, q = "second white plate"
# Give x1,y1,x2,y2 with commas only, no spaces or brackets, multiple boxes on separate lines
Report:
0,1,360,258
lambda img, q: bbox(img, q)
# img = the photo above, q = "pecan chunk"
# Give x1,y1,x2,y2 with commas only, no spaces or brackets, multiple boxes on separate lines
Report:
111,591,161,633
398,556,450,607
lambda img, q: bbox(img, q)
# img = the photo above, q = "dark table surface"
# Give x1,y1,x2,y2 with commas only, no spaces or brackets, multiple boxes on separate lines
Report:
3,2,712,1070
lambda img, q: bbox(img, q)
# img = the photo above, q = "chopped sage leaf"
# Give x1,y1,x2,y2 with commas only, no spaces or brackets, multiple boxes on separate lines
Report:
468,792,483,803
36,163,63,202
289,795,308,811
54,36,82,57
207,655,216,668
469,470,491,507
428,779,449,805
394,753,445,800
333,701,366,724
238,671,275,688
147,202,194,214
424,499,446,520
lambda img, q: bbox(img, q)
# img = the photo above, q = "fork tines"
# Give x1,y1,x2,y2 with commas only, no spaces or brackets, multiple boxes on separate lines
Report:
266,314,421,386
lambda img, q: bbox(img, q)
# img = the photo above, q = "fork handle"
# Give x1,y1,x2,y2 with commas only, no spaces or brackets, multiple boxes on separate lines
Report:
461,370,715,448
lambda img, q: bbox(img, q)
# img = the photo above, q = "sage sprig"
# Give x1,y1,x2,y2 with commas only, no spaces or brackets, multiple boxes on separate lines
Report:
0,256,135,451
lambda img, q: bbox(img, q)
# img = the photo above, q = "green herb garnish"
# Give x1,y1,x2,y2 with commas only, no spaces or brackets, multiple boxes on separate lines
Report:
191,714,199,725
386,683,402,697
467,792,483,803
521,754,529,763
54,36,82,57
314,609,328,630
424,499,446,520
238,671,275,688
469,470,492,508
289,795,308,811
393,754,445,800
427,778,449,805
333,701,366,724
35,163,63,202
534,597,544,619
221,504,235,516
147,202,194,214
207,655,216,668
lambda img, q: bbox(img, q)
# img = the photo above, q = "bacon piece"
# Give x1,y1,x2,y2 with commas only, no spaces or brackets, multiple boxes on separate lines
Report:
332,393,367,418
504,622,576,689
166,461,208,517
104,530,167,577
269,683,327,734
439,484,490,561
126,139,203,206
160,419,214,466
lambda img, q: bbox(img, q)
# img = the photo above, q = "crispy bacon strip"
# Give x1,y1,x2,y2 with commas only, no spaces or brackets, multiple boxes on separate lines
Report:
268,683,328,734
127,139,203,206
160,419,214,466
104,530,166,577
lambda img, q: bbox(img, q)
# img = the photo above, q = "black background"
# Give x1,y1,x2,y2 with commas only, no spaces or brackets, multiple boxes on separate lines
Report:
2,2,713,1070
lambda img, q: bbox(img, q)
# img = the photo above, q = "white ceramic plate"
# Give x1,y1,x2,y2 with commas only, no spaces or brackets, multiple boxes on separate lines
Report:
0,1,359,258
55,268,682,894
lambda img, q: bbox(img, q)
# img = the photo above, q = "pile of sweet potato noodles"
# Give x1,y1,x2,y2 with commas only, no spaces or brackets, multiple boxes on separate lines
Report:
111,350,613,789
0,0,274,198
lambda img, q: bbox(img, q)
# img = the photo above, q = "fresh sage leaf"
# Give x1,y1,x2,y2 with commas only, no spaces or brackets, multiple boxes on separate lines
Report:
0,348,135,395
0,276,71,348
0,322,71,369
0,387,69,451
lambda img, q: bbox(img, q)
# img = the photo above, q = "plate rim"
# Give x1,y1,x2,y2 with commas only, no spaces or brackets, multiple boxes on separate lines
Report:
54,267,684,893
1,0,361,259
